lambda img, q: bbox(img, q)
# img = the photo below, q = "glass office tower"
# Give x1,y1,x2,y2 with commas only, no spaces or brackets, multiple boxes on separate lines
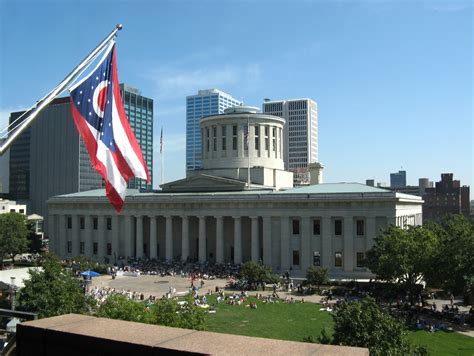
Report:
186,89,241,174
120,84,154,191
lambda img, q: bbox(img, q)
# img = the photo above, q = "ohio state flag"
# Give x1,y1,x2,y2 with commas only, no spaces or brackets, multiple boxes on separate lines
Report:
69,41,149,212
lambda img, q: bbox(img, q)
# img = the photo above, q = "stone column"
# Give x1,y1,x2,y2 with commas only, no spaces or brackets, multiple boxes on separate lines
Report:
366,217,376,251
250,216,259,262
111,215,119,262
215,216,224,264
258,124,265,158
198,216,206,263
165,215,173,261
262,216,272,266
84,215,93,257
47,215,56,255
149,216,157,259
71,215,79,257
321,216,332,268
181,216,189,262
343,216,354,272
300,216,311,271
97,215,106,262
280,216,290,271
59,215,67,257
124,215,133,258
233,216,242,264
135,215,143,259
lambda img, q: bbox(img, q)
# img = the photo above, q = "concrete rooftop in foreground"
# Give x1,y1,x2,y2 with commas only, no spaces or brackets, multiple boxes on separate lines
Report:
17,314,369,355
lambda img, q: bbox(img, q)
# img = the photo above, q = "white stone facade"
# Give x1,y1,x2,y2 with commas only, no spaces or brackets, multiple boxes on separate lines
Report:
47,184,423,278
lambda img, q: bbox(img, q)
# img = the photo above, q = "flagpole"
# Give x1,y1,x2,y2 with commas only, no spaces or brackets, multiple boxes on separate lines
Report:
247,114,250,189
160,126,164,187
0,24,123,156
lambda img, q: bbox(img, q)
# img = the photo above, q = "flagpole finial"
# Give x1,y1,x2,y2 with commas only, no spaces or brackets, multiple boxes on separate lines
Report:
116,24,123,30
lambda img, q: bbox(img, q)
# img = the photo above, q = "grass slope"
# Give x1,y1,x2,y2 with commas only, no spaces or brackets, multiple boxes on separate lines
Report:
204,296,474,355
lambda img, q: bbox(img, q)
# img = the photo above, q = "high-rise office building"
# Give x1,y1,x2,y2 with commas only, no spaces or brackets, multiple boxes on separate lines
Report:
8,84,153,220
390,170,406,189
120,84,153,190
0,138,10,194
262,98,318,185
186,89,241,174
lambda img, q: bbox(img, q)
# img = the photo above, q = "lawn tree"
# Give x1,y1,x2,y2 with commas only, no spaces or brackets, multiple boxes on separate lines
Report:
305,266,328,293
239,261,278,290
332,297,410,355
424,215,474,295
366,225,438,299
97,294,156,324
154,296,206,330
0,212,30,266
17,255,93,318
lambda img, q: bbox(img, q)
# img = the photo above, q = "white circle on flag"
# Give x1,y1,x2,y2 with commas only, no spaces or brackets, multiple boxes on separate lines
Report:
93,80,109,118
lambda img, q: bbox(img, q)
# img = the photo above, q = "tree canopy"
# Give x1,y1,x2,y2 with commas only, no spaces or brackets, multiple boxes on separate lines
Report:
424,215,474,294
366,225,438,295
305,266,328,292
17,255,92,318
332,297,410,355
0,212,30,265
239,261,278,289
97,295,206,330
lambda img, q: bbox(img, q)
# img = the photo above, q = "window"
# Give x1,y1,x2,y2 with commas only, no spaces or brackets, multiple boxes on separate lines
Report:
80,242,85,254
313,219,321,235
93,217,98,230
272,127,276,151
93,242,98,255
67,241,72,253
293,250,300,266
264,125,269,150
313,251,321,266
222,126,226,150
292,219,300,235
254,126,260,150
107,243,112,256
334,219,342,236
107,217,112,230
356,220,364,236
19,209,24,214
67,217,72,229
232,125,237,150
356,252,365,268
206,128,210,152
213,126,217,151
335,252,342,267
80,217,85,230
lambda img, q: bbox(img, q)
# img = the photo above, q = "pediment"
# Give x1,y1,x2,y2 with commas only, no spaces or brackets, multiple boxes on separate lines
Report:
161,174,247,193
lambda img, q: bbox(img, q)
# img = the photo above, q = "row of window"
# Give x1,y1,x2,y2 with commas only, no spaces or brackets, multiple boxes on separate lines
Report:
67,217,112,230
296,251,365,268
291,219,365,236
67,241,113,256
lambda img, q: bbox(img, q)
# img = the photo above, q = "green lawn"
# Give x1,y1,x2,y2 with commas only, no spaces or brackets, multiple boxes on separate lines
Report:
204,296,474,356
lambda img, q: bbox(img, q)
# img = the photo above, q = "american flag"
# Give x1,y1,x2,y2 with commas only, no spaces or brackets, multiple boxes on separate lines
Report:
160,127,163,154
69,41,149,212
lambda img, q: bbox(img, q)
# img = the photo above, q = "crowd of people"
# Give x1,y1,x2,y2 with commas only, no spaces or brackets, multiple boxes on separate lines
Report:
109,258,242,281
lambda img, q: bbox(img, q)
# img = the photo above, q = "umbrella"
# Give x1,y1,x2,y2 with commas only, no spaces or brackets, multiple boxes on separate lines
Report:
80,270,100,277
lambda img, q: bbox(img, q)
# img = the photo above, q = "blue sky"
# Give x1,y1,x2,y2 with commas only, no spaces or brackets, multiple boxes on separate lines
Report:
0,0,472,195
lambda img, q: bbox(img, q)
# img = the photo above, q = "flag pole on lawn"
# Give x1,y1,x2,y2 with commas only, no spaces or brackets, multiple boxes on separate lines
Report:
0,24,123,156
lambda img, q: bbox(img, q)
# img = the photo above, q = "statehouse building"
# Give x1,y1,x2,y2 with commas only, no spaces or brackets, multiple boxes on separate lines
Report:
47,106,423,278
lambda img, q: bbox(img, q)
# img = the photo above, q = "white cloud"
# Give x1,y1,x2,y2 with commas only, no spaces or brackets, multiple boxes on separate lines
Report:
147,63,262,101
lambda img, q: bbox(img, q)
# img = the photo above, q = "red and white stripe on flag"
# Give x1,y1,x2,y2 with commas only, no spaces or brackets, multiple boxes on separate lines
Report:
69,41,149,212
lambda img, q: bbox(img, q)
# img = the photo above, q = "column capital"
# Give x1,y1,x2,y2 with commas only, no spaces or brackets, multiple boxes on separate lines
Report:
232,216,241,220
214,215,224,220
197,215,206,220
249,216,259,220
